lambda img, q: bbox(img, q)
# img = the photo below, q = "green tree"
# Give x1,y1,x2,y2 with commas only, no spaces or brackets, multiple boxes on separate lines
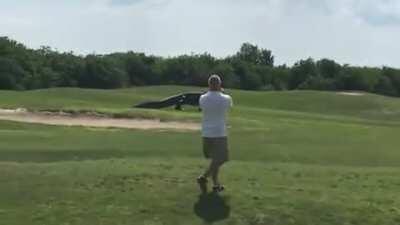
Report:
289,58,318,89
124,53,154,85
260,49,274,67
337,67,380,91
211,62,240,88
79,56,129,89
317,59,341,79
270,66,290,90
382,67,400,95
375,75,398,96
233,61,263,90
2,37,400,98
236,43,274,66
0,57,26,89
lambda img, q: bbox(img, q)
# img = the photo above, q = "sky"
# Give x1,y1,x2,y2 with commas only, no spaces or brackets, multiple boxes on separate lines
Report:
1,0,400,67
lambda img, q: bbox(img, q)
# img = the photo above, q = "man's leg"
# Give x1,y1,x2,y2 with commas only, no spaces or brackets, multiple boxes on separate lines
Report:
211,162,221,186
203,160,219,181
205,160,226,192
197,138,211,193
198,138,227,193
210,137,228,186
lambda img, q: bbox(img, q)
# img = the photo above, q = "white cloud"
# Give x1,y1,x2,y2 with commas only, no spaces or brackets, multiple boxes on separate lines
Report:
0,0,399,67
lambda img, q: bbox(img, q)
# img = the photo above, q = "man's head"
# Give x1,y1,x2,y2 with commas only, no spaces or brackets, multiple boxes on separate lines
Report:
208,74,222,91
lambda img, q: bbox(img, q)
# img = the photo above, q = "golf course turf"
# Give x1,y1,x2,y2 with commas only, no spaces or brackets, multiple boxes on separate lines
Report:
1,86,400,225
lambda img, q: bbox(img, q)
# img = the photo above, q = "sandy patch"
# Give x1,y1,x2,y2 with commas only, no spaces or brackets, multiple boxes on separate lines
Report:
337,92,365,96
0,108,200,131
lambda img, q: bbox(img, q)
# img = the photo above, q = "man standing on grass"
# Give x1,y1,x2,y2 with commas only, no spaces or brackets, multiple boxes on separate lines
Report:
197,74,233,193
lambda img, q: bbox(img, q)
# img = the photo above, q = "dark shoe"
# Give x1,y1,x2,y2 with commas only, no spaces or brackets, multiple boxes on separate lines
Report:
197,176,208,194
212,185,225,193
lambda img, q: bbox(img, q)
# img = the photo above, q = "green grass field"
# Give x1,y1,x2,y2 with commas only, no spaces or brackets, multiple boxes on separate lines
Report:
1,86,400,225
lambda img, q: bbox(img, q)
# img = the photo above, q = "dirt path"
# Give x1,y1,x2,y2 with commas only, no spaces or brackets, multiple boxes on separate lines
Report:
0,108,200,131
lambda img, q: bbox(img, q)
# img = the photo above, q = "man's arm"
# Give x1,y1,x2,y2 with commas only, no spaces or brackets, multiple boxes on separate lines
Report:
227,96,233,108
199,95,204,109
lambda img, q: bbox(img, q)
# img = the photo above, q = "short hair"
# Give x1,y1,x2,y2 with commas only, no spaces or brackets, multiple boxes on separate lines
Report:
208,74,221,86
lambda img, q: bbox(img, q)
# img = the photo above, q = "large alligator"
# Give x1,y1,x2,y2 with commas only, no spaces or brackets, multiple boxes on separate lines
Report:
134,92,205,110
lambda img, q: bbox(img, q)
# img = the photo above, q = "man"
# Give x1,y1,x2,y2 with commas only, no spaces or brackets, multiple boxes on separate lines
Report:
197,74,233,193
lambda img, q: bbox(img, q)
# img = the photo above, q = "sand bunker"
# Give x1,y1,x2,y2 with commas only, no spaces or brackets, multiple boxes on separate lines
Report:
337,92,365,96
0,108,200,131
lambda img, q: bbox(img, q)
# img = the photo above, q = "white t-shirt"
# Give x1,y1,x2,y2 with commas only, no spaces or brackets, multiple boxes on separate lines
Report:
199,91,233,137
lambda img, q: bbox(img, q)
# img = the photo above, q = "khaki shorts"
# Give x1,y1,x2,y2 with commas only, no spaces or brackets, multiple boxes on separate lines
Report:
202,137,229,163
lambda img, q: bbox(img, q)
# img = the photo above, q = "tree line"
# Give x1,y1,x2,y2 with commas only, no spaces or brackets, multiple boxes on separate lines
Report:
1,37,400,97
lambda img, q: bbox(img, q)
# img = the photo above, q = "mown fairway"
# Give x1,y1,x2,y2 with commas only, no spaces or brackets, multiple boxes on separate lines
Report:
1,86,400,225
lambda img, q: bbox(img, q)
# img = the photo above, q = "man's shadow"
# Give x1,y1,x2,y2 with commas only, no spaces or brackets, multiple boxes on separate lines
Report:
193,193,231,223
